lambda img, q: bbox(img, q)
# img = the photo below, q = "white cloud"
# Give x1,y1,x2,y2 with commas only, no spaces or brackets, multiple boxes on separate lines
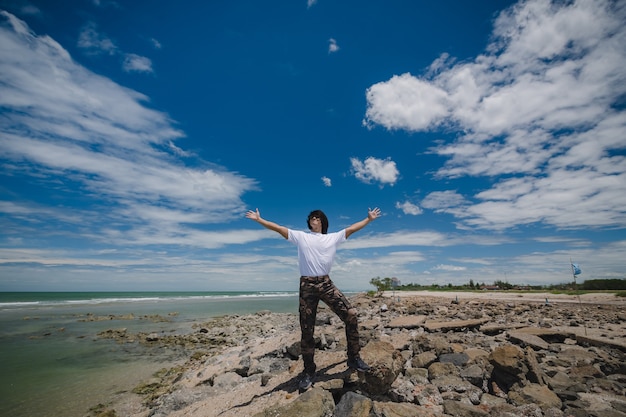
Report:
77,21,155,74
328,38,339,54
363,0,626,230
433,264,466,272
363,73,449,131
465,167,626,230
321,176,332,187
421,191,467,211
449,257,493,266
350,156,399,186
307,0,318,9
19,5,41,15
91,0,120,8
341,230,504,250
123,53,153,73
78,22,117,55
395,201,422,215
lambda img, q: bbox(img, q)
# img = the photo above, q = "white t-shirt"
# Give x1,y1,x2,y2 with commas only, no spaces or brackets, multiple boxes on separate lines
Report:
288,229,346,276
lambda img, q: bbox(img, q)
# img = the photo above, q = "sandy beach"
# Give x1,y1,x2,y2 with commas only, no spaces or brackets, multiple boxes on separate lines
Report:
383,290,625,306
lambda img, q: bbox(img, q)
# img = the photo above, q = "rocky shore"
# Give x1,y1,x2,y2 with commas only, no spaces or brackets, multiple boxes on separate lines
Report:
91,292,626,417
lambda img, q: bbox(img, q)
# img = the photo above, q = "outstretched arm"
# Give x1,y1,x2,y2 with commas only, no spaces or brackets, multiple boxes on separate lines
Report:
245,208,289,239
345,207,381,239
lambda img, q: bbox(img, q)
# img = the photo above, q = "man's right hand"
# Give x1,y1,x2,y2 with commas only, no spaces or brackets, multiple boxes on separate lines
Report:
245,208,261,221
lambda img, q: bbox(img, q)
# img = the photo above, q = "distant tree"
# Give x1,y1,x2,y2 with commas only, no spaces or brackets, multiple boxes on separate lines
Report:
369,277,393,296
494,280,514,290
582,279,626,290
469,279,475,289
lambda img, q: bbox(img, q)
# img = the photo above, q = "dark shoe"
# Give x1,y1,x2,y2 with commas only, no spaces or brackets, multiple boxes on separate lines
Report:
298,372,314,392
347,355,371,373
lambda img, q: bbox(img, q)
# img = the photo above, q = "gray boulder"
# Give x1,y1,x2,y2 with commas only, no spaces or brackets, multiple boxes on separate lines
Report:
359,340,404,395
252,387,334,417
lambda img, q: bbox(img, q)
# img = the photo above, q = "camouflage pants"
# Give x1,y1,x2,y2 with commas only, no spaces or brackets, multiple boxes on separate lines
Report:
299,275,360,375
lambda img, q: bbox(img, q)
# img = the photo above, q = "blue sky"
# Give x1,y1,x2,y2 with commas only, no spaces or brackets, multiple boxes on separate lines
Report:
1,0,625,292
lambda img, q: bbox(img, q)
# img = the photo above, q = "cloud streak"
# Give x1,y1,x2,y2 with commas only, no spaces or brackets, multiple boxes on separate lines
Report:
0,12,257,250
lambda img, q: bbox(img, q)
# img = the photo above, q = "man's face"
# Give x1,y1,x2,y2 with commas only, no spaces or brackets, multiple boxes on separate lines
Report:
309,215,322,233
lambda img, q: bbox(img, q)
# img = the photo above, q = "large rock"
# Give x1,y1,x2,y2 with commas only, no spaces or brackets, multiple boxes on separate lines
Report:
252,387,334,417
490,344,526,376
424,318,490,332
464,348,490,362
413,383,444,408
387,315,427,329
461,364,489,389
508,330,549,350
359,340,403,395
390,376,417,403
373,401,442,417
405,367,429,384
489,344,529,392
428,361,460,379
546,371,573,391
212,372,242,390
412,351,437,368
443,399,489,417
509,383,562,410
412,334,453,355
431,374,476,394
334,391,372,417
524,346,547,385
440,352,470,366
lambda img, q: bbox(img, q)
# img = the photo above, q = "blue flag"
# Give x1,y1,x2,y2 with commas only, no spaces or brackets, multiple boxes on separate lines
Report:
571,263,581,276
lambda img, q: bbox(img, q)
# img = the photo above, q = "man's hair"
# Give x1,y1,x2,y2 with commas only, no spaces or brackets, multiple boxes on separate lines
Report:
307,210,328,234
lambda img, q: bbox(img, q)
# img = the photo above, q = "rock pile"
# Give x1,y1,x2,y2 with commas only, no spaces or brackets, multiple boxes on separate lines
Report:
98,294,626,417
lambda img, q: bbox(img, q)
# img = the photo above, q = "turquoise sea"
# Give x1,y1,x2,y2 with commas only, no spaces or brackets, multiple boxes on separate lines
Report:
0,291,299,417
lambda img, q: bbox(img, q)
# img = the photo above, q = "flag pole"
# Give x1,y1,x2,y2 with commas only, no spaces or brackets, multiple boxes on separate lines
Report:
570,258,587,336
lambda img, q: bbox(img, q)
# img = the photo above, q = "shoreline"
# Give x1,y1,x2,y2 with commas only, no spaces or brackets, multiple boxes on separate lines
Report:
382,290,625,305
0,294,299,417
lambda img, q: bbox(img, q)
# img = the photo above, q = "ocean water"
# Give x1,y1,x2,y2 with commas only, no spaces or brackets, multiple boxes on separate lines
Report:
0,292,299,417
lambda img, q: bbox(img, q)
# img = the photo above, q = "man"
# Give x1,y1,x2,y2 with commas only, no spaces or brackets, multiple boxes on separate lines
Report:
245,207,381,392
